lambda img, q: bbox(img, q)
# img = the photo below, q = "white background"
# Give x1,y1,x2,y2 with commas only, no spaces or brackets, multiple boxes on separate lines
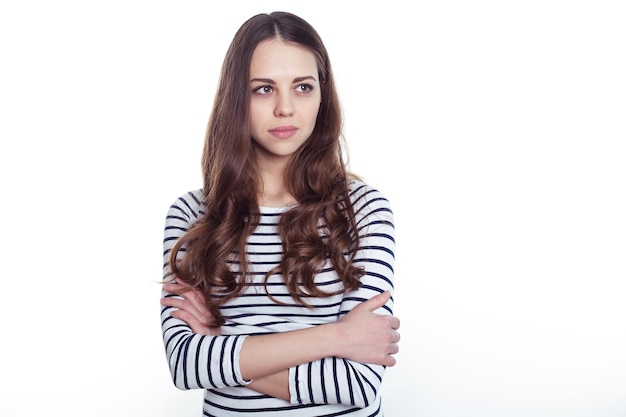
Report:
1,1,625,416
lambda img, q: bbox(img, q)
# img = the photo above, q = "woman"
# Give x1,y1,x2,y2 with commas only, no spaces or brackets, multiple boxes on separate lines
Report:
160,11,400,416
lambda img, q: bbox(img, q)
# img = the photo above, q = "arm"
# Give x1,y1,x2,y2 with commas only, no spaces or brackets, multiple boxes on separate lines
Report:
161,192,249,390
244,290,398,402
286,184,397,407
163,286,397,399
160,191,399,394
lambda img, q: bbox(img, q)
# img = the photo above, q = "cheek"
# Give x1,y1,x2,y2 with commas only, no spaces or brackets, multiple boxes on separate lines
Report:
304,101,322,121
248,105,265,130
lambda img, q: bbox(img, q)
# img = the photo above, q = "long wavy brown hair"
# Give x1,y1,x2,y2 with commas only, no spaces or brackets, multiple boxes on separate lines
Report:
169,11,363,327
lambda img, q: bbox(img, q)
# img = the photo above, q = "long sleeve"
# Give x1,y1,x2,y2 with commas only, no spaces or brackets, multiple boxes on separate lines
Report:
288,184,396,408
160,190,250,390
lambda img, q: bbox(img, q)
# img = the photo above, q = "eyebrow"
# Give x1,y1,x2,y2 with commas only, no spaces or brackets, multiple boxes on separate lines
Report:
249,76,317,84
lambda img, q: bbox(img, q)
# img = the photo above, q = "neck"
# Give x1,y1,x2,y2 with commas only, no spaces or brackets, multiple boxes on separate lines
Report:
258,171,295,207
255,151,296,207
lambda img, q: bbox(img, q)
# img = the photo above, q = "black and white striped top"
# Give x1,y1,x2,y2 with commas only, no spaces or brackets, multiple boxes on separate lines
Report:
161,181,395,416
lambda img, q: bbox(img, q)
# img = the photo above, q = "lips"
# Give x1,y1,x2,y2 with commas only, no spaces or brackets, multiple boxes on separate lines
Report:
269,125,298,139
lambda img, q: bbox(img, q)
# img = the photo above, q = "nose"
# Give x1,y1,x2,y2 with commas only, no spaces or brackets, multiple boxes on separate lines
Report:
274,92,294,117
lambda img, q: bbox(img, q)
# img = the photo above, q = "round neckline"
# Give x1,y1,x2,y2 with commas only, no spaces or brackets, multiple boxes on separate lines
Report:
258,204,296,213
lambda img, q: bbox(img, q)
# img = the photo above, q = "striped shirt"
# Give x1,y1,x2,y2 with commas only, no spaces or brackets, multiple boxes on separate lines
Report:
161,181,395,416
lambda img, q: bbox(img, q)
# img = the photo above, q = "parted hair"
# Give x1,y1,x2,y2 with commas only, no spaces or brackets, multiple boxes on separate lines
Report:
169,11,363,327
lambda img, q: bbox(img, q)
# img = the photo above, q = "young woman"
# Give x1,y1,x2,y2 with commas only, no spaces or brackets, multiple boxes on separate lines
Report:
160,11,400,416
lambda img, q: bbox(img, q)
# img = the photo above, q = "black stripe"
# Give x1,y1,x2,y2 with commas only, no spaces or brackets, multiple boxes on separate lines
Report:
194,336,205,388
294,364,302,403
344,360,355,405
307,361,314,403
219,338,228,386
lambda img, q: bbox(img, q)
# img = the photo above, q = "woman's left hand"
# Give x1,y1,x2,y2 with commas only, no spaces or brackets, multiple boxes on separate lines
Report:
161,281,221,336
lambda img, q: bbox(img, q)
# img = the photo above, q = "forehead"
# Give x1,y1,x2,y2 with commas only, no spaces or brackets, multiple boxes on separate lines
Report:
250,38,318,79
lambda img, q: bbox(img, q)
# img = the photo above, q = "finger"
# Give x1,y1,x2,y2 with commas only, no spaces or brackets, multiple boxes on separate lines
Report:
391,330,401,344
163,283,206,308
163,284,211,318
183,287,209,311
187,295,212,321
355,290,390,312
160,296,188,311
171,309,221,336
390,316,401,330
164,300,212,330
171,309,212,334
383,354,397,367
161,296,211,326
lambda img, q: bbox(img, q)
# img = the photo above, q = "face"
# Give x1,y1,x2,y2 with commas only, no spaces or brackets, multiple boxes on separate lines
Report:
248,38,322,167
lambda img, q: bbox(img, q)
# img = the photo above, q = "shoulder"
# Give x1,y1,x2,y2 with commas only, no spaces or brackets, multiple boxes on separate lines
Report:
347,179,394,222
347,180,395,247
165,189,205,225
348,180,392,210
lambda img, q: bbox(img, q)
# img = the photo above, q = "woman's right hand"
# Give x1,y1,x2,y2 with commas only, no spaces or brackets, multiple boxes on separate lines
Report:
334,291,401,367
161,281,221,336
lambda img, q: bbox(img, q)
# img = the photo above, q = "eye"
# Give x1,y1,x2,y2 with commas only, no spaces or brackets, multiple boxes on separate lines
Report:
295,83,314,94
253,85,273,95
